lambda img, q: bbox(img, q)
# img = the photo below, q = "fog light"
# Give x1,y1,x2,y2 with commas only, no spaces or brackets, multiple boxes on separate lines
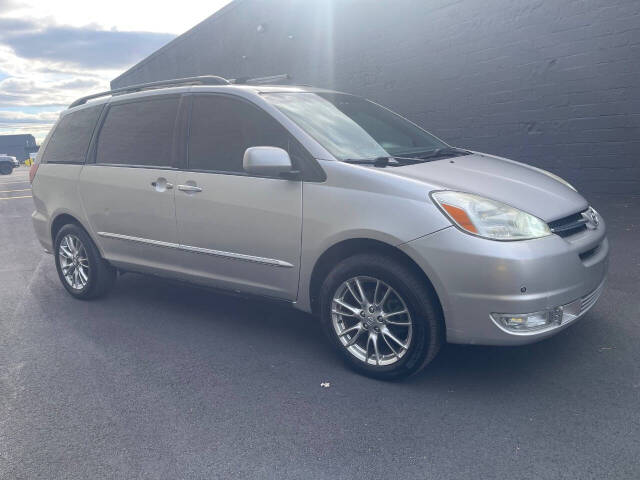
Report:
491,307,564,333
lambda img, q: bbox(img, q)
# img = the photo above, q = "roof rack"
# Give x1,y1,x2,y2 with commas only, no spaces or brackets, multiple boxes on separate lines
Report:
68,75,230,108
230,74,291,85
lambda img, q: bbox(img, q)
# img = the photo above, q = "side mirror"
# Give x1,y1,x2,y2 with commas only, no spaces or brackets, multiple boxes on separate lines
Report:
243,147,299,179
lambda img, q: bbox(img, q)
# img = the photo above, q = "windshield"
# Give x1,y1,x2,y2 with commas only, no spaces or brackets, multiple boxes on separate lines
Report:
263,92,449,161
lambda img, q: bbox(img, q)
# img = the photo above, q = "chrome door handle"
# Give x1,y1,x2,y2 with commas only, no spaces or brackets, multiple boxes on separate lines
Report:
177,184,202,193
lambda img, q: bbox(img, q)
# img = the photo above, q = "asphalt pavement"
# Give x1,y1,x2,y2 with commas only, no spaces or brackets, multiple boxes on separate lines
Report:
1,166,639,479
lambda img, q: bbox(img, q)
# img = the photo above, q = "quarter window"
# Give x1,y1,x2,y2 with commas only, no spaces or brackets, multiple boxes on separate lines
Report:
188,95,290,173
96,97,179,167
40,106,102,164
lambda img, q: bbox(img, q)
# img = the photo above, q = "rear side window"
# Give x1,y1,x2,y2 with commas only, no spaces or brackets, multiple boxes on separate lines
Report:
188,95,290,173
96,97,179,167
40,106,102,164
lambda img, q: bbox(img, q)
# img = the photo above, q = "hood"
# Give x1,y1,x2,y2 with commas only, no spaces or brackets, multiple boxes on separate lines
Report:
387,153,588,222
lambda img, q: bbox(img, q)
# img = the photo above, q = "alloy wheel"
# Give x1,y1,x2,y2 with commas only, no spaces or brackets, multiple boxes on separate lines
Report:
58,234,90,290
331,276,413,366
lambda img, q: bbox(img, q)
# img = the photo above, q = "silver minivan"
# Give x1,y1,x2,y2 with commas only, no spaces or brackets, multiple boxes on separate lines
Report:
31,76,608,379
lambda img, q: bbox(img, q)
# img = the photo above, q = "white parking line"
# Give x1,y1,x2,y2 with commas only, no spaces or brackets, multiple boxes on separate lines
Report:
0,195,32,200
0,181,31,186
0,188,31,193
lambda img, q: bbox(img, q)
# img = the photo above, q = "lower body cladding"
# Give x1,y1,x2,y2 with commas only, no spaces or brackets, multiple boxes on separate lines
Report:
400,223,609,346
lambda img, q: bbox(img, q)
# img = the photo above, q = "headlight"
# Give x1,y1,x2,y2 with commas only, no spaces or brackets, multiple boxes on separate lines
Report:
431,191,551,241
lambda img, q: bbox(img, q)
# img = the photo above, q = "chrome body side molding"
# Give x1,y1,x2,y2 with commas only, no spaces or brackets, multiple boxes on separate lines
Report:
97,232,294,268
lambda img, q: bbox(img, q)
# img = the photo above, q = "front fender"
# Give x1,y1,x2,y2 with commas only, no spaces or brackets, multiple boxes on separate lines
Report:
295,160,451,312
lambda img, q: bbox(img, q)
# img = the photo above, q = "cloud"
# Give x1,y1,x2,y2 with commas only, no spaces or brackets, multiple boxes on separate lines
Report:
0,10,177,142
37,66,102,77
0,0,20,14
0,17,175,69
0,16,30,30
0,76,37,93
54,78,101,90
0,108,61,140
0,63,107,141
0,74,97,106
0,1,234,143
0,109,59,124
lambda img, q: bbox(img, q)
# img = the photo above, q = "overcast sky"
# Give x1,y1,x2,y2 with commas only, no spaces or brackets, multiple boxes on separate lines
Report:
0,0,231,143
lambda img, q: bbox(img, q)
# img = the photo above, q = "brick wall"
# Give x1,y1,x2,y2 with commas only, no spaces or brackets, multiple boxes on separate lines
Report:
112,0,640,193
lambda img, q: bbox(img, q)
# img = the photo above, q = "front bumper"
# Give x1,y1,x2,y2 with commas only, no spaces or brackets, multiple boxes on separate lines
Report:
400,219,609,346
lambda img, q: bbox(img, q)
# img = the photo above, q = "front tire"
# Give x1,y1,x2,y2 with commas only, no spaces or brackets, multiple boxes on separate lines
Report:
54,223,116,300
0,164,12,175
320,253,443,380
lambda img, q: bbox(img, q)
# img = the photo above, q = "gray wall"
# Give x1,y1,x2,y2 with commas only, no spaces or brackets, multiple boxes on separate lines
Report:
112,0,640,193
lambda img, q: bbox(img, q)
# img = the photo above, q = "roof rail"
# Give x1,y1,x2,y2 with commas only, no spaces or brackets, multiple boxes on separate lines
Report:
230,74,291,85
68,75,230,108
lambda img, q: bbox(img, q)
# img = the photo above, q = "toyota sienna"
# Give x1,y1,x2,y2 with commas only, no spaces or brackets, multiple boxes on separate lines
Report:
30,76,608,379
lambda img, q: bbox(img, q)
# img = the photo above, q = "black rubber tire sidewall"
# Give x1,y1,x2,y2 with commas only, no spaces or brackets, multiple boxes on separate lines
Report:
320,253,443,380
0,164,12,175
54,223,115,300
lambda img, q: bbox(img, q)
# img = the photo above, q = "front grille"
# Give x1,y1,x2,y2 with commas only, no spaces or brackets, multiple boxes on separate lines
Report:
548,210,588,238
580,283,604,314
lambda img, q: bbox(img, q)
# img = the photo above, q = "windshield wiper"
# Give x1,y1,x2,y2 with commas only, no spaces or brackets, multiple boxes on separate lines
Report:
392,147,470,161
343,157,392,167
412,147,471,160
343,148,470,167
343,156,426,167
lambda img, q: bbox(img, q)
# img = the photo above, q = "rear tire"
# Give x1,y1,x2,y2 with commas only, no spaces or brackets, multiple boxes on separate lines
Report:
320,253,444,380
0,163,12,175
54,223,116,300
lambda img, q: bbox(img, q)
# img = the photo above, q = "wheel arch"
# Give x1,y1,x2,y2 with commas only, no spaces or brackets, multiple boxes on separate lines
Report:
308,238,444,321
50,212,104,256
51,213,82,242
